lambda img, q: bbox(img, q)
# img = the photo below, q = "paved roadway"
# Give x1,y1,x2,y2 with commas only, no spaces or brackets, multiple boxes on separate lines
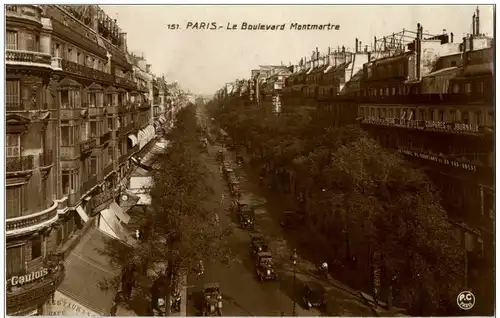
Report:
187,105,376,316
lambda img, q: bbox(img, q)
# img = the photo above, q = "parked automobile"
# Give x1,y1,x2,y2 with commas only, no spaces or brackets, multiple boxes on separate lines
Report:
300,281,326,310
255,252,277,281
203,283,223,316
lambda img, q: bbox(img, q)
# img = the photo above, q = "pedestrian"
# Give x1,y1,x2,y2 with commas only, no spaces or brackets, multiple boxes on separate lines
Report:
220,193,225,204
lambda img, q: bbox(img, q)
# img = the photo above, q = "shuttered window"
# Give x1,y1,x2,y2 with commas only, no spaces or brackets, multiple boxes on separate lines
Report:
6,186,22,218
6,246,24,276
6,134,20,157
6,81,20,110
6,31,18,50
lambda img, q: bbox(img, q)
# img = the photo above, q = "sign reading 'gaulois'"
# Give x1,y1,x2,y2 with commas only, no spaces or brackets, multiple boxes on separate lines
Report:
8,268,49,287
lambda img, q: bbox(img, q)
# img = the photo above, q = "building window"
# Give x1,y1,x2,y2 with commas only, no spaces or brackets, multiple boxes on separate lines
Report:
90,120,98,137
88,92,97,107
477,82,484,94
438,110,444,121
60,123,76,146
487,111,493,127
449,110,457,122
108,118,114,131
465,83,472,94
452,83,460,94
6,80,20,110
450,61,457,67
6,31,18,50
31,235,42,259
22,32,39,52
90,156,98,176
6,246,24,277
419,109,425,120
60,89,81,109
462,112,470,124
6,186,25,218
108,147,114,164
475,111,482,125
6,134,20,158
61,169,78,195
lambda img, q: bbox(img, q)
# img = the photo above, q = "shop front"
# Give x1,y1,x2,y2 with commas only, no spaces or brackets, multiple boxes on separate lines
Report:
42,226,125,316
6,259,65,316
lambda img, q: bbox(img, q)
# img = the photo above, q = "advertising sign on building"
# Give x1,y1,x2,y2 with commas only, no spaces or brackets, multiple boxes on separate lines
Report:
44,291,99,316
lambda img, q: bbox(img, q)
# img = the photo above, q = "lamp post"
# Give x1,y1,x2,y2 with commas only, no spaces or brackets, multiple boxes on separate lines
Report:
291,248,298,316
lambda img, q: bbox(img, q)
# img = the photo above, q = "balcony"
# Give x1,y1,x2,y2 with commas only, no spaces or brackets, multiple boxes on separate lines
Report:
100,131,111,145
61,59,114,83
6,206,57,232
106,105,118,115
119,123,135,136
6,155,34,173
139,102,150,110
80,138,97,154
6,261,65,314
114,75,137,89
6,50,51,67
360,117,492,136
5,5,42,24
119,153,128,164
89,107,104,117
81,175,98,195
60,146,79,160
103,162,114,176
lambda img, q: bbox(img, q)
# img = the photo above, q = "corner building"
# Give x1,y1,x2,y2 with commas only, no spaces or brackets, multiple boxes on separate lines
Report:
5,5,163,315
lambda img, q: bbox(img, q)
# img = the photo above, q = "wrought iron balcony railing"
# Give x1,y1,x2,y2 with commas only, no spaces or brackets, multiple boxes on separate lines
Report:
6,206,57,232
6,155,34,173
61,59,114,83
6,50,51,66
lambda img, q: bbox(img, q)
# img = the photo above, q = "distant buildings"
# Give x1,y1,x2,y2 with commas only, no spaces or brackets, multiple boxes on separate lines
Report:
5,5,186,315
218,7,493,294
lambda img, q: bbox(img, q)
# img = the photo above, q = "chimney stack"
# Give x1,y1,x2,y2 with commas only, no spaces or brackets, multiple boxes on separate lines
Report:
476,6,480,35
119,32,127,52
146,64,151,73
359,41,362,52
364,45,368,52
472,13,476,35
450,32,454,43
355,38,359,53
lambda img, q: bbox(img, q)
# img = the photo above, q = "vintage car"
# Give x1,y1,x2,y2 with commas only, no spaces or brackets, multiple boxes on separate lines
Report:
255,252,277,281
224,167,234,180
249,233,269,257
216,149,224,162
301,281,326,310
228,179,240,198
236,154,244,166
239,207,255,229
203,283,223,316
280,210,305,229
232,196,253,214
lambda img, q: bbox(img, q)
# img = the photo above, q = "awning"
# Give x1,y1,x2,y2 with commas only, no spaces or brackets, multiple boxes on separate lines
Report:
109,201,131,224
100,208,129,242
75,206,89,222
53,228,126,316
136,194,151,205
128,134,138,147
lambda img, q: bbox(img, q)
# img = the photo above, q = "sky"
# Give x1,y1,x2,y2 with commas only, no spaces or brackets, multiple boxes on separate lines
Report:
102,5,494,95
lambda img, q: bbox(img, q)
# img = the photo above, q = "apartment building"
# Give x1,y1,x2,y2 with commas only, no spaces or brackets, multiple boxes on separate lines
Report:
359,14,493,297
5,5,173,315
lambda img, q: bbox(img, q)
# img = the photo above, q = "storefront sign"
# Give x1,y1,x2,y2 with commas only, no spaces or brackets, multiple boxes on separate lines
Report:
89,190,115,216
398,148,477,171
363,117,481,134
8,268,49,287
44,291,99,316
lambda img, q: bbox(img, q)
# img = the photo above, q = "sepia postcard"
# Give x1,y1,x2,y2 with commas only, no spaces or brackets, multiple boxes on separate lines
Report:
4,3,495,317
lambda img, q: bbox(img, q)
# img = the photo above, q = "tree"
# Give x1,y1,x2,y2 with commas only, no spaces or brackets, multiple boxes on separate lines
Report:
99,104,233,316
322,137,464,315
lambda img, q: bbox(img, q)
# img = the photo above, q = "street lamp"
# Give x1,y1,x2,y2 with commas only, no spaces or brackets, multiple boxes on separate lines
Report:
291,248,298,316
